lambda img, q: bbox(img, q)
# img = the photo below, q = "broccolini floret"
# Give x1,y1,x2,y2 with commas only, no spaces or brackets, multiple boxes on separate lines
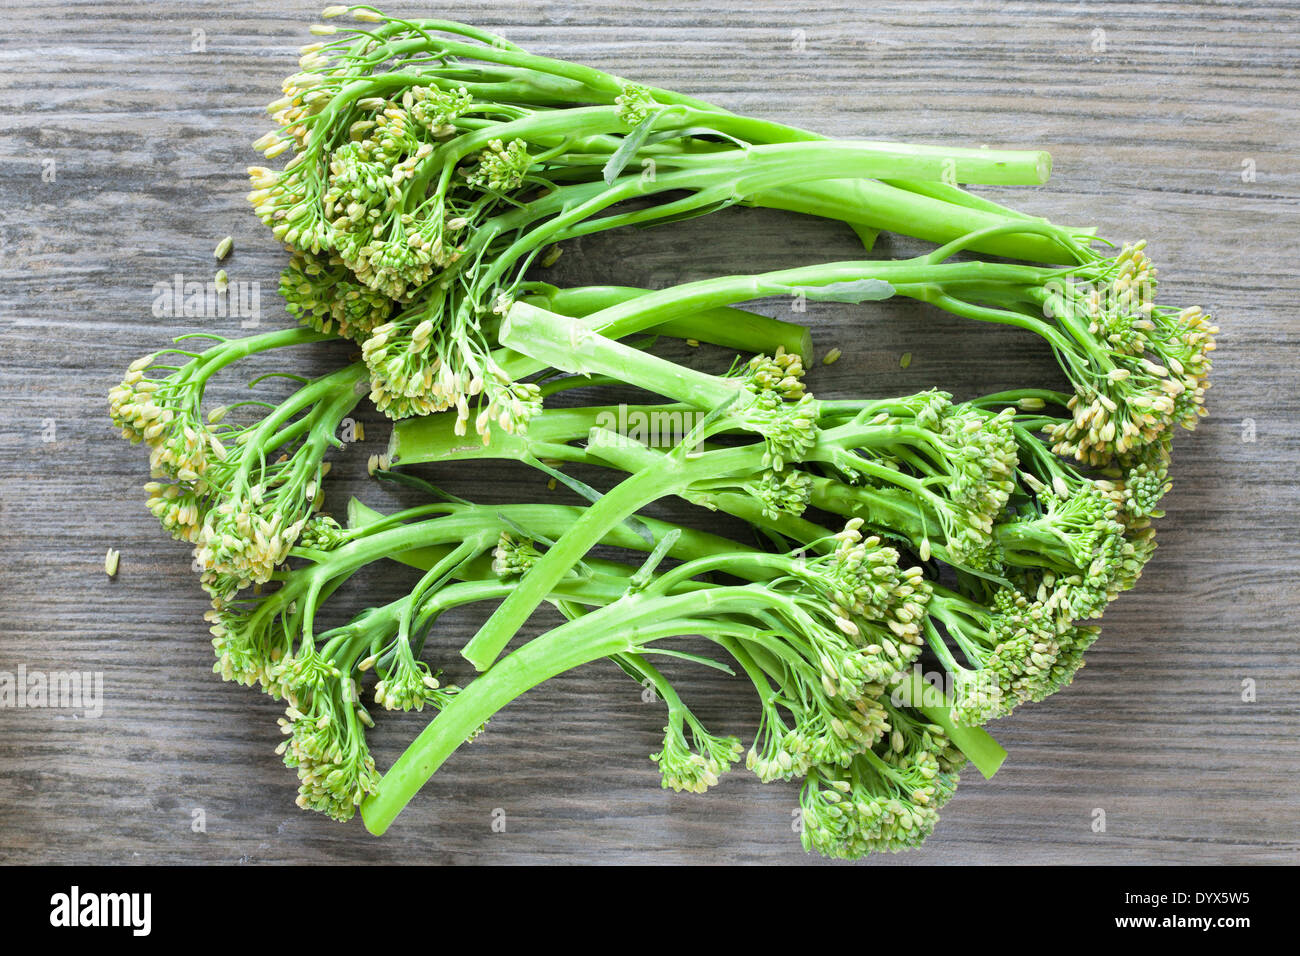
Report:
110,328,359,583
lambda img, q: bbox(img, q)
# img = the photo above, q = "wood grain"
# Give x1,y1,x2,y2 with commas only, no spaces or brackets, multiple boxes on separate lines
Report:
1,0,1297,864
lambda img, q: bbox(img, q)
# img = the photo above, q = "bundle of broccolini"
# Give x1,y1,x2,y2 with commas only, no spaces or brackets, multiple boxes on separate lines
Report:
108,6,1215,860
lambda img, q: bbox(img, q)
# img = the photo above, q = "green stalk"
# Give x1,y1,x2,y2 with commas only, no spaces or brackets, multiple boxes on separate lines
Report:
362,612,695,835
655,140,1050,186
458,404,908,671
294,16,1092,264
496,260,917,346
407,100,1049,206
501,309,971,486
891,668,1007,778
371,579,768,823
501,302,748,411
363,581,1008,833
219,362,367,500
458,438,764,671
159,327,330,401
388,395,1001,568
312,19,1078,259
522,284,812,361
553,425,945,558
880,178,1034,219
388,401,691,466
488,250,1086,386
344,498,766,573
313,32,1049,185
463,142,1056,311
387,410,859,556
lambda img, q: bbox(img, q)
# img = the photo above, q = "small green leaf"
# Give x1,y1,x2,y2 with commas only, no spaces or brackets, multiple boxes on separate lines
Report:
642,126,750,150
627,528,682,592
639,646,736,675
373,469,472,505
602,111,661,186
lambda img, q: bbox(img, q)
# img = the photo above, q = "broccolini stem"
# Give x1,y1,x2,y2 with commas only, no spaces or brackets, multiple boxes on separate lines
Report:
520,283,813,360
227,362,367,493
368,573,795,829
890,669,1007,777
314,14,1076,259
490,253,1080,385
176,327,331,384
584,432,843,547
662,140,1051,186
457,447,748,670
362,612,706,834
465,142,1053,313
365,568,1005,831
502,302,748,412
345,498,767,574
308,28,1049,185
459,407,910,670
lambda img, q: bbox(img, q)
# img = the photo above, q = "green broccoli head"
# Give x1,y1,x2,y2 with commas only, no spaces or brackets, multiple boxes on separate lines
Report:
798,712,961,859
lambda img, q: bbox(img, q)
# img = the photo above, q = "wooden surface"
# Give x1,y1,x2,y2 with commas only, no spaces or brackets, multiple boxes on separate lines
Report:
1,0,1297,865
